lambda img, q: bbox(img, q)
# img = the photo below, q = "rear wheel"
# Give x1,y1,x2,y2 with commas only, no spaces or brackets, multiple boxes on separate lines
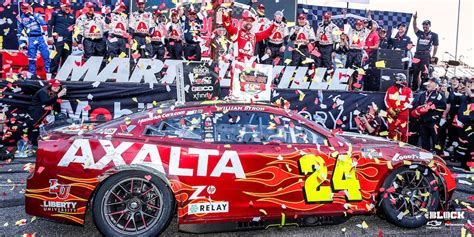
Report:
93,170,175,236
380,166,439,228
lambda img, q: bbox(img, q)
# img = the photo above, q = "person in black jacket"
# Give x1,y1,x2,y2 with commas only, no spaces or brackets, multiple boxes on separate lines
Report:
456,78,474,171
411,78,446,153
48,0,75,76
183,9,203,61
28,80,67,145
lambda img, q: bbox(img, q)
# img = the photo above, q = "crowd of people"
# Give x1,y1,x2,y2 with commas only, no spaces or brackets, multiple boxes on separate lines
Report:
11,1,473,170
17,0,439,91
356,74,474,171
17,0,208,79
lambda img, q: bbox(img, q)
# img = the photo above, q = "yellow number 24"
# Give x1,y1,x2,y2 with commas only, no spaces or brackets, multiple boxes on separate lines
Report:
298,154,362,203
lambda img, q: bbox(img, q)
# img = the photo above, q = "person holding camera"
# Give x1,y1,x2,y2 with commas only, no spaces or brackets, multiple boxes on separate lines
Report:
28,80,67,146
355,105,385,136
411,78,446,153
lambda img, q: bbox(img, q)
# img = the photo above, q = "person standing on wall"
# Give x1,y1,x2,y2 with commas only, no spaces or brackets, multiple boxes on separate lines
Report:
315,11,340,69
289,13,316,67
129,0,155,58
150,9,167,61
106,1,129,59
263,11,288,65
17,2,50,79
75,2,107,60
253,4,271,63
412,12,439,91
166,10,184,60
378,28,389,49
342,9,370,69
48,0,75,77
184,8,204,61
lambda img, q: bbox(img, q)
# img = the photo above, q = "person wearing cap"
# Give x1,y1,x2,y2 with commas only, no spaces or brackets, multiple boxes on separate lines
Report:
165,9,184,59
222,9,277,62
388,23,411,50
378,28,389,49
456,78,474,171
150,9,167,61
289,13,316,66
75,2,107,59
17,2,50,79
222,8,278,96
129,0,155,58
263,10,289,65
251,3,271,62
184,8,204,61
363,11,380,65
315,11,340,69
27,80,67,146
342,9,370,69
412,12,439,91
411,77,446,153
106,2,129,59
48,0,75,77
384,73,413,142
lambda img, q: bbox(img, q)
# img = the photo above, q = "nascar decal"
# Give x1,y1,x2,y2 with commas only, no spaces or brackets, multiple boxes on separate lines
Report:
57,139,246,178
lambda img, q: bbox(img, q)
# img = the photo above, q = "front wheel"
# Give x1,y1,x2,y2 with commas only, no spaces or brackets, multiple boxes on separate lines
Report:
380,166,439,228
93,170,175,236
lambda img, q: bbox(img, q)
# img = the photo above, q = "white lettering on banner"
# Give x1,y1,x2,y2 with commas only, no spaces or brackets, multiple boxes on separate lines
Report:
61,100,89,121
55,57,348,89
57,140,246,178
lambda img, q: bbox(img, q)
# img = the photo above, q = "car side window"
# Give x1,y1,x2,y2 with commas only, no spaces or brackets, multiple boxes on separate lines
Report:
213,111,325,144
144,114,203,140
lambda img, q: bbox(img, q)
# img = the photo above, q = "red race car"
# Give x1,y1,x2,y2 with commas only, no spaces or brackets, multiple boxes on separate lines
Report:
25,101,456,236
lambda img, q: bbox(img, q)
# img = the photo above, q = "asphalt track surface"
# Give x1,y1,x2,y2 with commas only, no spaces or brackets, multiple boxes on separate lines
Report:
0,156,472,237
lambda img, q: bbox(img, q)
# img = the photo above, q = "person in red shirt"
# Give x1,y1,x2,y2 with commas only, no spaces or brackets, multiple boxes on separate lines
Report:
222,9,277,63
364,20,380,65
384,73,413,142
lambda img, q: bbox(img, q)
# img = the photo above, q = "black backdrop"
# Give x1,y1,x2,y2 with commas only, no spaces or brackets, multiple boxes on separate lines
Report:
0,80,386,145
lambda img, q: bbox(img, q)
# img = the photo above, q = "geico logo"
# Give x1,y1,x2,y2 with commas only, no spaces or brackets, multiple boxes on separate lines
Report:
192,86,213,92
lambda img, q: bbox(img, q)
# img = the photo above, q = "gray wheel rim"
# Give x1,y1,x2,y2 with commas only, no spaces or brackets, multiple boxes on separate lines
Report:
102,177,164,235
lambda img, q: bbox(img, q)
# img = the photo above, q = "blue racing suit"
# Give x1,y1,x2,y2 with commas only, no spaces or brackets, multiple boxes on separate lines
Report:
17,12,50,77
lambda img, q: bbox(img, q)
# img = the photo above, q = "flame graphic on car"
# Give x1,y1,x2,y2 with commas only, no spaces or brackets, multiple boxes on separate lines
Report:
26,175,99,224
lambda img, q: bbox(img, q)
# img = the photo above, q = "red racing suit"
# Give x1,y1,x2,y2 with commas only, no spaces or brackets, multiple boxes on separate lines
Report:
222,14,276,62
384,85,413,142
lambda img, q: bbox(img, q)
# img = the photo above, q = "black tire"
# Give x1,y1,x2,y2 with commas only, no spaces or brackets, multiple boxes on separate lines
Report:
380,166,439,228
93,170,175,236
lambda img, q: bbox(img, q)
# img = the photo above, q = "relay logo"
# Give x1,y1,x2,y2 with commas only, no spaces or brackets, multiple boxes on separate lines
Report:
188,201,229,215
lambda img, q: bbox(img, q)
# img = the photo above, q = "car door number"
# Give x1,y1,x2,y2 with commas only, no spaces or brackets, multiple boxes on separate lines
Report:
298,154,362,203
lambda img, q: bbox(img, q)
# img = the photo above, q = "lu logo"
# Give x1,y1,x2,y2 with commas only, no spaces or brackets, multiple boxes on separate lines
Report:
49,179,71,200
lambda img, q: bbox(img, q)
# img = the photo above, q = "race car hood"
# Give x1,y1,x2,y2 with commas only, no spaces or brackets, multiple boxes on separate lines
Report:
338,132,423,151
338,132,433,162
